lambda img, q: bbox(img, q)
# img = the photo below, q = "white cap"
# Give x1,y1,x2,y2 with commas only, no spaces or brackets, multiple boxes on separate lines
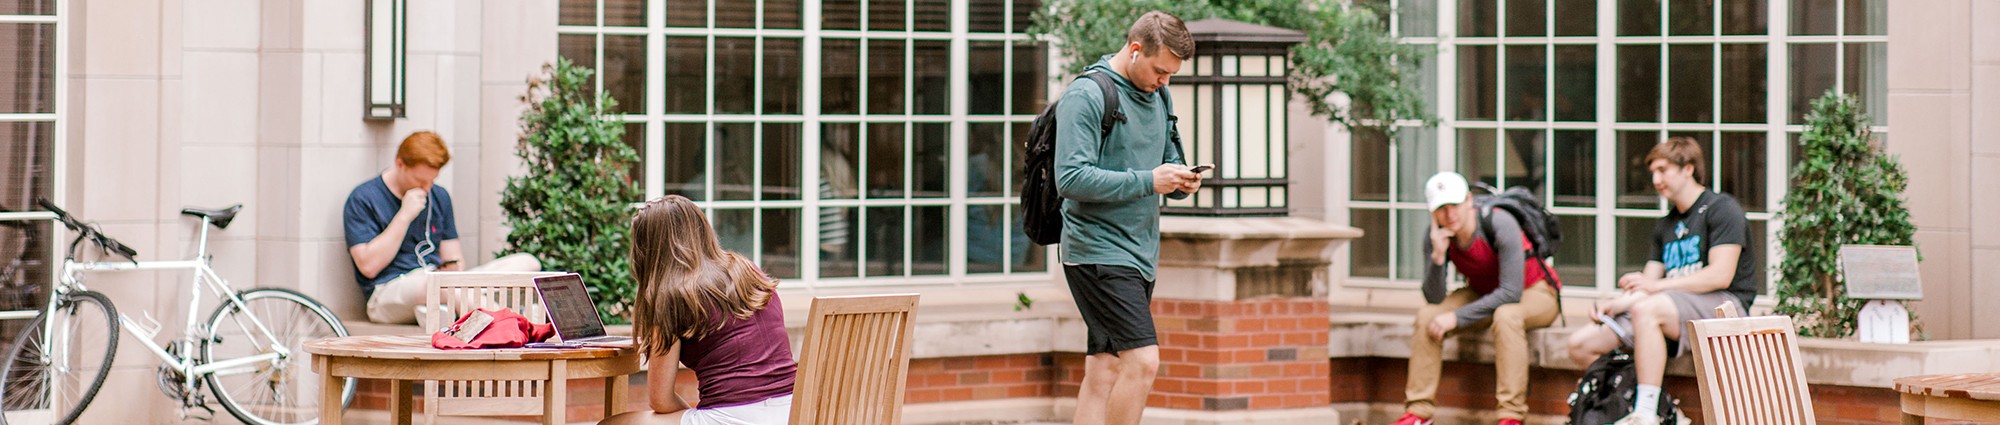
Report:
1424,172,1471,212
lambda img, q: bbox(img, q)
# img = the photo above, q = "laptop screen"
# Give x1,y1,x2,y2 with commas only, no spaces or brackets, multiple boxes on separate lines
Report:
534,274,607,340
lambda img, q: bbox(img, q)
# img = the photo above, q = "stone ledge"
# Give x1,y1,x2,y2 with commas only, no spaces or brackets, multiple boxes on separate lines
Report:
1161,216,1365,241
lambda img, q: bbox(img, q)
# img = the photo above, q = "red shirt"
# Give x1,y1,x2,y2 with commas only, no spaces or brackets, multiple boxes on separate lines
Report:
1444,233,1559,294
677,292,796,408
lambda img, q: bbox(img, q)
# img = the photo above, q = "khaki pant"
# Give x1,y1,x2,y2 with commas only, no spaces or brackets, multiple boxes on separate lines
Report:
365,253,542,325
1404,283,1560,420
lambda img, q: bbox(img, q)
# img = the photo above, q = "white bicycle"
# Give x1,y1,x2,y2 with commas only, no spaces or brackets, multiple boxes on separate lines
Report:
0,199,353,425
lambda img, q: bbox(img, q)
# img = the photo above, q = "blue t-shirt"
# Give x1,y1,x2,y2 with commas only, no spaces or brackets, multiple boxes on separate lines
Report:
343,177,458,295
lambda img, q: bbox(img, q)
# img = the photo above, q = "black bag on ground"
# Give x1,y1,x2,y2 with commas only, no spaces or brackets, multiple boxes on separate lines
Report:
1567,350,1680,425
1020,72,1126,246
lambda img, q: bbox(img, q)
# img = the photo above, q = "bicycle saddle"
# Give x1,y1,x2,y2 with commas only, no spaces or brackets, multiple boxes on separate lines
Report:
179,204,243,229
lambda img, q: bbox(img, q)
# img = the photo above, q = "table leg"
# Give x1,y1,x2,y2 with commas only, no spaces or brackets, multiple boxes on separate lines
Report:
388,380,413,425
318,359,342,425
545,359,568,425
604,374,630,418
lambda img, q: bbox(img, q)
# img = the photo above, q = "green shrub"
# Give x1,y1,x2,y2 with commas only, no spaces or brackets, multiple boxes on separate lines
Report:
1773,90,1918,338
500,59,642,324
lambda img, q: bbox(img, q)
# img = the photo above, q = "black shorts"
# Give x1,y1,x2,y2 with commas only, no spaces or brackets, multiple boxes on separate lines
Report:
1063,264,1158,356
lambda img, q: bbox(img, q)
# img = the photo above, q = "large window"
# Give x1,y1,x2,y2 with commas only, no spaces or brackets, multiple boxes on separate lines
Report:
0,1,60,316
560,0,1049,287
1351,0,1886,293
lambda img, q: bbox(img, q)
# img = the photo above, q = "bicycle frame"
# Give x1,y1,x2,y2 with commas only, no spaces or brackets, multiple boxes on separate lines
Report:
42,215,289,404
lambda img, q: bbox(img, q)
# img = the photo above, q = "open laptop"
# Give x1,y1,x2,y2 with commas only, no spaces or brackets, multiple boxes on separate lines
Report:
533,273,633,346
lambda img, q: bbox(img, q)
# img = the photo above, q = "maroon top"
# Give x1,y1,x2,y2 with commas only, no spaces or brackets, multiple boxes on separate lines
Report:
678,292,796,408
1445,235,1558,294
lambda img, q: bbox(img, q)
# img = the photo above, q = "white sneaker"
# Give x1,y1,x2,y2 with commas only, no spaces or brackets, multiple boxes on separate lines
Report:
1613,411,1662,425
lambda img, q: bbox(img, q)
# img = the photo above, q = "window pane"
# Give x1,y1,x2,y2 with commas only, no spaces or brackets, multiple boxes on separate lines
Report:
914,123,950,198
716,123,756,200
1457,129,1499,188
822,39,860,114
717,0,754,28
1012,0,1040,33
1616,217,1659,278
558,34,597,96
766,0,803,29
1717,132,1767,212
1844,0,1884,35
714,37,756,114
822,123,861,200
1720,44,1767,123
1553,0,1595,36
1790,0,1835,35
1458,45,1497,121
1399,0,1438,37
0,121,56,206
1459,0,1496,37
968,203,1009,273
763,123,803,201
1505,0,1545,36
1554,214,1597,289
911,206,950,276
665,37,706,113
1503,129,1545,194
970,0,1004,32
606,0,645,26
762,209,801,279
868,40,906,114
969,123,1007,198
1351,127,1390,202
1747,220,1767,292
869,0,905,31
604,35,648,114
667,0,705,27
1012,122,1031,197
714,209,756,257
663,123,706,200
1667,44,1713,123
1619,0,1660,36
968,41,1006,115
0,0,52,15
1014,43,1050,115
1844,43,1887,127
1395,209,1433,280
1551,130,1596,207
1667,0,1713,35
1008,205,1047,273
559,0,593,26
765,38,803,114
621,123,645,189
1505,45,1547,122
1789,43,1835,124
824,0,861,30
1617,45,1660,122
1616,131,1660,209
1350,209,1391,278
865,207,905,276
915,0,951,31
820,206,858,278
1394,126,1440,203
913,40,951,115
1553,45,1596,121
865,123,906,198
1720,0,1766,35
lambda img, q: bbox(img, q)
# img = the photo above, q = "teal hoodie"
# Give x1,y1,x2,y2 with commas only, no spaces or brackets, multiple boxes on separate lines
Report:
1054,55,1187,280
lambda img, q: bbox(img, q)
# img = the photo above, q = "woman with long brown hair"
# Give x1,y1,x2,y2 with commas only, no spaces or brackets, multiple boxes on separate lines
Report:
602,195,795,425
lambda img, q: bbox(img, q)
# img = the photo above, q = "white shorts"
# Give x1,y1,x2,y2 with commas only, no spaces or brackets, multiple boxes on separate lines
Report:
681,395,792,425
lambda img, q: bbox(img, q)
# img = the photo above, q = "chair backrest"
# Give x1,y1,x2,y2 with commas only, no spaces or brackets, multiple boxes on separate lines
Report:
789,294,920,425
422,271,563,421
1687,313,1816,425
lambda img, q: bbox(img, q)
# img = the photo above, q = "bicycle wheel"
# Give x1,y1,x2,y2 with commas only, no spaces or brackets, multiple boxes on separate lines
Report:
0,290,119,425
201,288,350,425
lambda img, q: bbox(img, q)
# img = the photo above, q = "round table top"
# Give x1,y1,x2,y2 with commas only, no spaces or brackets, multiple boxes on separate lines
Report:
305,334,635,361
1894,373,2000,401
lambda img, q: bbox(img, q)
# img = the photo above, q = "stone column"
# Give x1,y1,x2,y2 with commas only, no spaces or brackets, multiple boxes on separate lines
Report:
1144,216,1361,424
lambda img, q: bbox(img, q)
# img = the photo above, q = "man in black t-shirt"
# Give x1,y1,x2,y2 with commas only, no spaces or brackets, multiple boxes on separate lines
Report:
1563,137,1760,425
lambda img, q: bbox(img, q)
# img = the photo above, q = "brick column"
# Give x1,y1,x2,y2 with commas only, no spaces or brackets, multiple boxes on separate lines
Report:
1144,216,1361,424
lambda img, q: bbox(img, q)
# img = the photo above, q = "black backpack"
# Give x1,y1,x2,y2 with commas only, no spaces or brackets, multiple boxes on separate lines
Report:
1021,71,1182,246
1567,351,1680,425
1474,182,1563,261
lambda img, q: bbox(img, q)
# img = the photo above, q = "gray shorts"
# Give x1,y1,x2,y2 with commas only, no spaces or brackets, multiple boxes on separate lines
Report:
1609,291,1746,357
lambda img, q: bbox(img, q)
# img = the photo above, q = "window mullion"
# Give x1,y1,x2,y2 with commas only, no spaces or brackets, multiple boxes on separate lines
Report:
948,0,970,281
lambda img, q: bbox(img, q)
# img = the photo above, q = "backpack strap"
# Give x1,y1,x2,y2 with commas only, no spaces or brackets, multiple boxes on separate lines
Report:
1081,71,1125,139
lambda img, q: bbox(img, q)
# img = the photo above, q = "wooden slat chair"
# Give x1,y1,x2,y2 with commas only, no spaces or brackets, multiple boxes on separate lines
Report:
421,271,563,423
1687,302,1817,425
789,294,920,425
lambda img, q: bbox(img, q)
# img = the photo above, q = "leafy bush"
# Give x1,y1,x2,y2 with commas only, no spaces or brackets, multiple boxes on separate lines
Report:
500,59,642,324
1773,91,1918,338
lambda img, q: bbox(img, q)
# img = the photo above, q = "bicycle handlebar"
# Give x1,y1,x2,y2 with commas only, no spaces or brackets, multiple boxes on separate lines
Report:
35,198,140,261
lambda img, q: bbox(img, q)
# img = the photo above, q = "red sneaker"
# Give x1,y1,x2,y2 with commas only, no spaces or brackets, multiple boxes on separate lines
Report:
1498,419,1524,425
1388,412,1433,425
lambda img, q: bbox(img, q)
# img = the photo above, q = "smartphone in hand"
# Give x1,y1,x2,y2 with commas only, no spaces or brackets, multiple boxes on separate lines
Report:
1188,164,1214,174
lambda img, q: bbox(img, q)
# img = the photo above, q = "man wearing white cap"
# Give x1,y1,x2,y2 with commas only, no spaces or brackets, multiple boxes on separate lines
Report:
1386,172,1562,425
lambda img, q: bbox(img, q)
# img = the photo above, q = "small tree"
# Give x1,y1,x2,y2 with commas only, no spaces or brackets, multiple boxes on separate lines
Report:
500,59,642,323
1029,0,1430,134
1773,91,1918,338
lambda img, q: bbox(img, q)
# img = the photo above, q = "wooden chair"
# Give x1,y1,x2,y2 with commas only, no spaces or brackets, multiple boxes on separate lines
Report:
421,271,563,423
1686,302,1816,425
789,294,920,425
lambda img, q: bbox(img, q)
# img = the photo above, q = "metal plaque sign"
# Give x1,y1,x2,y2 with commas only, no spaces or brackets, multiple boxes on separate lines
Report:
1838,245,1922,300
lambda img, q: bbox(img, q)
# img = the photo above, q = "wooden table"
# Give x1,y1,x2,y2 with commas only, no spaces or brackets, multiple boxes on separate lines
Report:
1895,373,2000,424
306,335,641,425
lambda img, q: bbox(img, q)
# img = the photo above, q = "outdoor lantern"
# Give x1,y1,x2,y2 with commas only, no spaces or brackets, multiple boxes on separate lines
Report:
1164,19,1305,216
364,0,407,119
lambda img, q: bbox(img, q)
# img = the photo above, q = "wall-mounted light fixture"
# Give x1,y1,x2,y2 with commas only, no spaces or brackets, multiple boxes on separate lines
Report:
364,0,406,120
1164,19,1306,216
